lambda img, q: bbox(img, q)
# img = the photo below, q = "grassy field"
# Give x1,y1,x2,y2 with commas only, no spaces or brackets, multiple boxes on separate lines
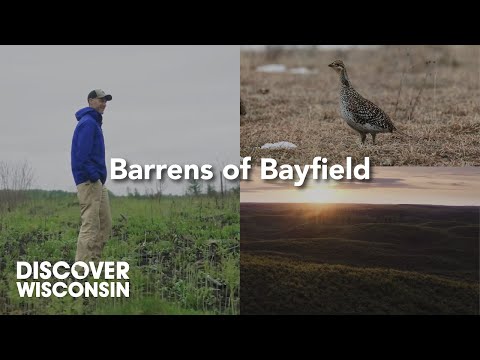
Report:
241,203,479,314
0,190,239,315
241,45,480,166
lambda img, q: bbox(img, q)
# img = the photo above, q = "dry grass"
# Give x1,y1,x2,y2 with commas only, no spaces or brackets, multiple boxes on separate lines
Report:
241,45,480,166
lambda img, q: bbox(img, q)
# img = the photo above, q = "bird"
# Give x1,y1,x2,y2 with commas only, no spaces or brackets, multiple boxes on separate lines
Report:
328,59,400,145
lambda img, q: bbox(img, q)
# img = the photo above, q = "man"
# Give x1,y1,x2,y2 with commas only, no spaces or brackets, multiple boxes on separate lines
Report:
71,89,113,262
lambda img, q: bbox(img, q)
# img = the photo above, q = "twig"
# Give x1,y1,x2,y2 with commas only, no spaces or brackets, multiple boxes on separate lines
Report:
408,61,433,121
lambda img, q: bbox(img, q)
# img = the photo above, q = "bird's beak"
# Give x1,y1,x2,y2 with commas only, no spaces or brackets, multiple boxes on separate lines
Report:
328,63,334,68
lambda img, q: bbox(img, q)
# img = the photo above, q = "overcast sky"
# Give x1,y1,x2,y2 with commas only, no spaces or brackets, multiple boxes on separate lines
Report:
241,167,480,206
0,45,239,195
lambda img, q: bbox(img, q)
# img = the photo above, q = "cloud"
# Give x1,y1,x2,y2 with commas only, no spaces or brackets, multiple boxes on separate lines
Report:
330,177,418,190
426,181,466,187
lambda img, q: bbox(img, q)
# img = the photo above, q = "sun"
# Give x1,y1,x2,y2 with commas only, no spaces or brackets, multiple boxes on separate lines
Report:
291,181,341,203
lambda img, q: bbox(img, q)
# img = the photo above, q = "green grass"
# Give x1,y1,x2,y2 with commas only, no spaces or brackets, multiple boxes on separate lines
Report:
93,297,211,315
0,190,239,315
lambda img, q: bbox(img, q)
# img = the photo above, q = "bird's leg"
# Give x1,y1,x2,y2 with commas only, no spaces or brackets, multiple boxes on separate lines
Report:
359,133,366,145
371,133,376,145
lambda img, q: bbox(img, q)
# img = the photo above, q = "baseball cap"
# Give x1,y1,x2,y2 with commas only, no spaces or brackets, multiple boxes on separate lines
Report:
88,89,112,101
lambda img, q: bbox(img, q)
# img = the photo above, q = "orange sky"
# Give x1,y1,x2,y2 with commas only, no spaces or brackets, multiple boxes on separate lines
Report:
240,167,480,206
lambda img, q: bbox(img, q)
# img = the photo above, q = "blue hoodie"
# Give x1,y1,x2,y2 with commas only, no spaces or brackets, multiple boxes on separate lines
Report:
71,107,107,186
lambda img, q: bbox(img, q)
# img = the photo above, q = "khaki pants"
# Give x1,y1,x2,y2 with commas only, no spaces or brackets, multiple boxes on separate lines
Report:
75,180,112,262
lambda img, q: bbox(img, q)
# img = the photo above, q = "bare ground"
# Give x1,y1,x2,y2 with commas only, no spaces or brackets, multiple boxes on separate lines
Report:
241,45,480,166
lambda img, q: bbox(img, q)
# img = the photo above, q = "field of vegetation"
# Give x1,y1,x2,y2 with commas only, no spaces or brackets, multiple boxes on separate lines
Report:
241,203,479,314
0,189,239,315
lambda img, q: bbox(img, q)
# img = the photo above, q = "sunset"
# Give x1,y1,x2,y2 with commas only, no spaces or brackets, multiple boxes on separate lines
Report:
241,167,480,206
241,166,479,314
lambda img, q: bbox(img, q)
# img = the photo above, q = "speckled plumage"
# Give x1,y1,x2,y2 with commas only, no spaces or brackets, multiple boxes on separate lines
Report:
329,60,397,144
